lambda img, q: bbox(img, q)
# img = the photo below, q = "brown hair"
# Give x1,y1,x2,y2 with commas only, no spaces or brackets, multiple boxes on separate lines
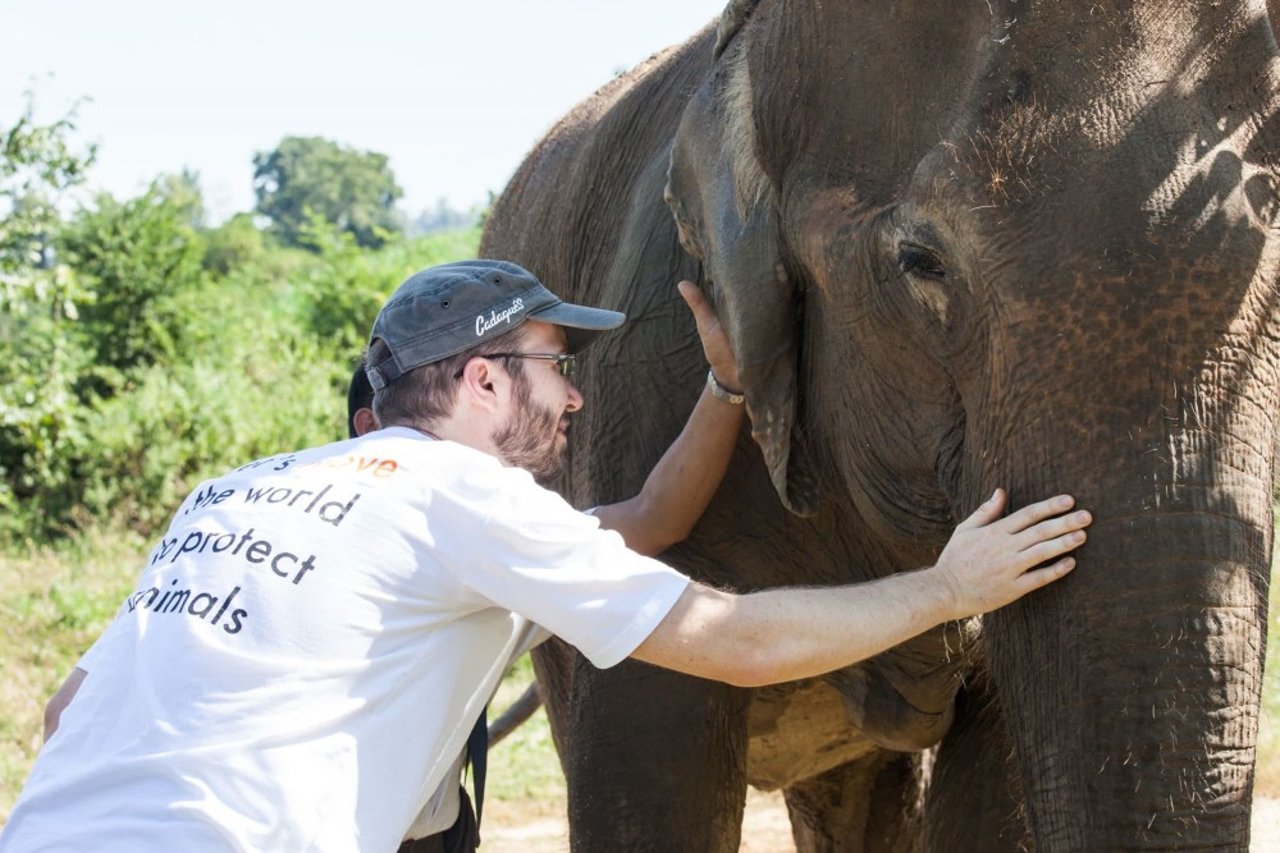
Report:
368,324,528,428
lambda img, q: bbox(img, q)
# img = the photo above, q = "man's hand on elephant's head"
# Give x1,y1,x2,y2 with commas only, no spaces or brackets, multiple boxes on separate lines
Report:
678,280,741,393
933,489,1091,619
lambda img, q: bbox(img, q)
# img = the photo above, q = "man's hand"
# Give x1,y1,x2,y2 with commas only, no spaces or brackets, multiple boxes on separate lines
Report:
933,489,1090,619
44,667,87,742
678,280,740,391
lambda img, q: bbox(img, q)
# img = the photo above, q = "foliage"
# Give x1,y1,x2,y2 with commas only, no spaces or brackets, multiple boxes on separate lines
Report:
202,212,265,275
59,180,208,371
0,96,95,266
150,169,206,228
0,98,96,531
253,136,403,250
0,88,491,538
0,98,478,539
2,221,478,538
294,213,483,354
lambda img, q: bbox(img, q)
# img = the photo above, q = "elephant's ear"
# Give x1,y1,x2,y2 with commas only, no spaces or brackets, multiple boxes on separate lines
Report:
714,0,761,58
664,46,820,517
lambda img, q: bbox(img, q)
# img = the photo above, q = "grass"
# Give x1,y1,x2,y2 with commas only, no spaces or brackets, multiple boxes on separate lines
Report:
0,528,145,817
487,656,566,809
1,524,1278,825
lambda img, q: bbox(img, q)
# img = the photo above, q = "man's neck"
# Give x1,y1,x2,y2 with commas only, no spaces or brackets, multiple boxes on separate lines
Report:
387,414,498,459
400,424,442,441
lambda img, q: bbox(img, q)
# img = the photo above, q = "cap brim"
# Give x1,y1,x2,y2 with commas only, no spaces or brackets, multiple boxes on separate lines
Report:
531,301,626,352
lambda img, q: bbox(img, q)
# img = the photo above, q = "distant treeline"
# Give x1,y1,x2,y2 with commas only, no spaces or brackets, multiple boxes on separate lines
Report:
0,100,483,542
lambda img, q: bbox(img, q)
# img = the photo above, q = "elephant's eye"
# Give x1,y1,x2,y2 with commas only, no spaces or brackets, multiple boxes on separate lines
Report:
898,244,947,280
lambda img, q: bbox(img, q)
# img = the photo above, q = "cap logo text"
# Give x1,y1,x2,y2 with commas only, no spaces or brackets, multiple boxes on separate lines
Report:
476,297,525,336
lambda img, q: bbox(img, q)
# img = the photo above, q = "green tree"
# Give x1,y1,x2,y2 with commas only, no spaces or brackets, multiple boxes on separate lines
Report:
252,136,403,249
60,178,207,371
202,211,265,276
152,168,206,228
0,96,96,524
0,95,93,295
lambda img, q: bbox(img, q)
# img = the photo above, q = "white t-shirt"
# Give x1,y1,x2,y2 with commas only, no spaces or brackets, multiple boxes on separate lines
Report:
1,428,688,852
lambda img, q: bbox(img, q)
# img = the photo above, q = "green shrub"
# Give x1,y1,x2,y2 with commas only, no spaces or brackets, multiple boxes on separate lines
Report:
0,99,96,534
79,339,343,530
1,219,480,544
202,212,265,276
0,277,93,534
292,216,484,356
2,100,481,543
59,184,207,371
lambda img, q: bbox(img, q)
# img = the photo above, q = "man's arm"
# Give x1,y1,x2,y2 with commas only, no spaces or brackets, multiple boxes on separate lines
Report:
43,667,87,742
592,281,745,557
631,490,1090,687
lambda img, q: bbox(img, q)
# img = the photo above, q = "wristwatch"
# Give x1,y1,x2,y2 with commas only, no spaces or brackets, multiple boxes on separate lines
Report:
706,369,745,405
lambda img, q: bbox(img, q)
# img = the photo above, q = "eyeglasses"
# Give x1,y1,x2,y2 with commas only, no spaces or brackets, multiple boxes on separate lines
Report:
486,352,577,379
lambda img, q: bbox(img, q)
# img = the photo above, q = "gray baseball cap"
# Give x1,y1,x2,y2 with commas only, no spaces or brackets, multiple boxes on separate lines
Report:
365,259,625,390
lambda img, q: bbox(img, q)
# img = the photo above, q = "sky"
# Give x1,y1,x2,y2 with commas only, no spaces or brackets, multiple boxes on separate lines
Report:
0,0,726,223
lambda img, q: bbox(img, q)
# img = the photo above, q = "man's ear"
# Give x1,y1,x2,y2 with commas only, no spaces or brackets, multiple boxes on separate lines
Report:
353,408,380,437
457,356,504,413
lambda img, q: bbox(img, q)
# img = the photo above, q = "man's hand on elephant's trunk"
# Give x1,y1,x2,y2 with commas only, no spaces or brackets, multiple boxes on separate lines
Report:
933,489,1091,619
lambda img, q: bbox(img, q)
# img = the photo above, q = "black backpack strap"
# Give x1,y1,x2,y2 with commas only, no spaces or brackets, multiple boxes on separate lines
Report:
465,707,488,828
400,708,488,853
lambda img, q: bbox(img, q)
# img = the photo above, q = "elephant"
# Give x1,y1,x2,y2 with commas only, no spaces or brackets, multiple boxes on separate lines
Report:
480,0,1280,849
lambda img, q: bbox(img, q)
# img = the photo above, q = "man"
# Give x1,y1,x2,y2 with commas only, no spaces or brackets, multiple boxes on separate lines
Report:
31,267,747,851
3,260,1090,852
344,273,748,850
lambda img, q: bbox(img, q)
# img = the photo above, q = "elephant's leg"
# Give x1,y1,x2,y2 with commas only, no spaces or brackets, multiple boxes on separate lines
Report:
530,638,576,767
563,654,751,852
923,675,1029,852
783,750,922,853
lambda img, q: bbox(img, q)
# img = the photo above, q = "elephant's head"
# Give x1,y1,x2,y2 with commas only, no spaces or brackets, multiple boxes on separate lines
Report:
668,0,1280,846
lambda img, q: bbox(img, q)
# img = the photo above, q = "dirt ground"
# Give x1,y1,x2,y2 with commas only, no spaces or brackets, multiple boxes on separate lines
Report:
482,788,792,852
482,791,1280,852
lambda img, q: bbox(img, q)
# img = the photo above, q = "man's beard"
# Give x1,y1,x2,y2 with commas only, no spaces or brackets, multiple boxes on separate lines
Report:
491,374,566,485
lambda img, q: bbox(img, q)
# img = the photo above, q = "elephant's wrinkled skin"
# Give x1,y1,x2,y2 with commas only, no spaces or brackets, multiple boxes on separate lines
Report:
481,1,1280,849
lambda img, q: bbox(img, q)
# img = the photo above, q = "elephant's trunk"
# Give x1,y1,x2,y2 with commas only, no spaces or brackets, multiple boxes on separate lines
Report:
952,199,1280,845
983,476,1270,849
